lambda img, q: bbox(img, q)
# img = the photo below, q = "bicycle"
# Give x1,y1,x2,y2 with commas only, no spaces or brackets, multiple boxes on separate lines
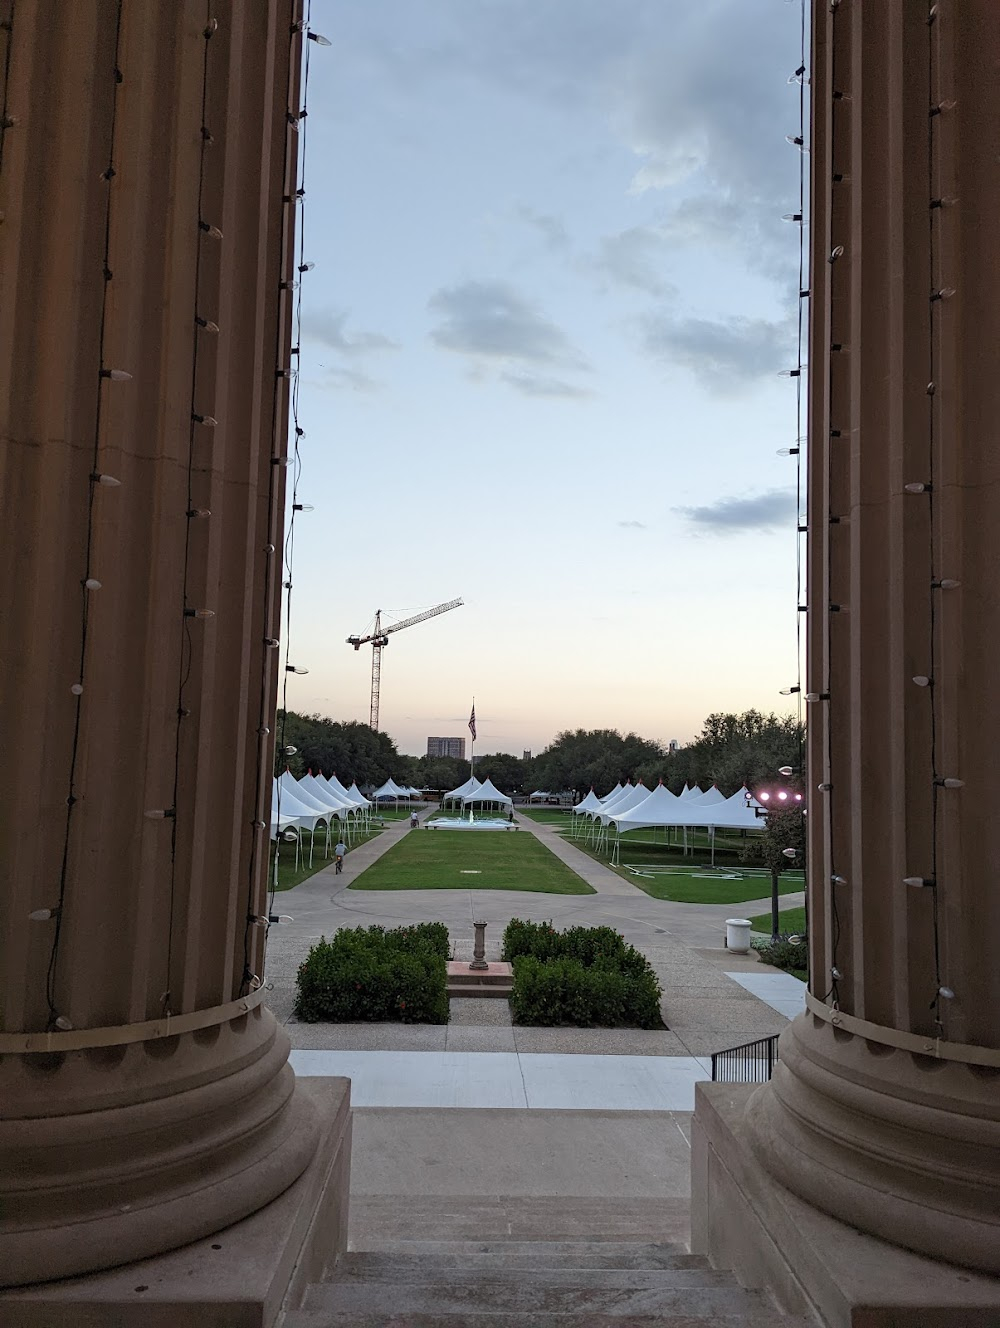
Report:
335,855,344,875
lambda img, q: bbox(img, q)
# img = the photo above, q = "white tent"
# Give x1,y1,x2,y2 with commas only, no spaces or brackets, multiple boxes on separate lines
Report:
588,781,635,821
298,772,355,814
572,788,603,815
596,781,651,826
600,782,624,804
697,785,726,806
462,777,513,807
321,771,364,806
679,783,701,801
606,781,684,834
372,778,408,802
528,790,551,802
345,779,372,809
271,779,333,866
443,776,481,807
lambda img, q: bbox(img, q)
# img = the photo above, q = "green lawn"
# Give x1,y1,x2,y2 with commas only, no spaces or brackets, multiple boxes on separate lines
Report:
269,827,382,892
517,807,574,825
750,905,806,934
349,828,595,894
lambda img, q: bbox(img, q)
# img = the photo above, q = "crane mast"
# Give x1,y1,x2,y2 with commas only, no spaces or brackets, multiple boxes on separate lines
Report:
347,598,463,731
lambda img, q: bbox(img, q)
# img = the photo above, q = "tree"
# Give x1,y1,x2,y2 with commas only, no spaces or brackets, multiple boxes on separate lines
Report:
530,729,666,798
409,754,471,793
740,805,807,939
274,712,409,788
472,753,526,795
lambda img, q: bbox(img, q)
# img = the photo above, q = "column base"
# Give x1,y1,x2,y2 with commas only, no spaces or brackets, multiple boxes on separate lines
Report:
692,1082,1000,1328
0,1076,351,1328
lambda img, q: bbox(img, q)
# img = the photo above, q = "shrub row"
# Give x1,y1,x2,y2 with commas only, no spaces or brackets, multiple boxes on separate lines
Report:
753,934,808,975
503,919,663,1029
501,919,648,976
294,923,449,1024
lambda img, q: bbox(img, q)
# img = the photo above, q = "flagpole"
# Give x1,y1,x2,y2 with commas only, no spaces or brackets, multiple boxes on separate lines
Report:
469,696,475,785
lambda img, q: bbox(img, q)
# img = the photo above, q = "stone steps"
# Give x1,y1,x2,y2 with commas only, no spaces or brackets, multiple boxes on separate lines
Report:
281,1239,815,1326
447,961,514,998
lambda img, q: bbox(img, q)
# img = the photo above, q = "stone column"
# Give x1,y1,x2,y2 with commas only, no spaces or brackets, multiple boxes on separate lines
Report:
745,0,1000,1274
0,0,318,1286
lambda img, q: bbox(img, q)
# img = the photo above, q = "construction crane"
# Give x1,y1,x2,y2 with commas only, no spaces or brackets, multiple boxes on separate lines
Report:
347,598,463,730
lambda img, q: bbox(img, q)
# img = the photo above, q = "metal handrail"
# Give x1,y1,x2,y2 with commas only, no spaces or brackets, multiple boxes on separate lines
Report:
711,1033,781,1083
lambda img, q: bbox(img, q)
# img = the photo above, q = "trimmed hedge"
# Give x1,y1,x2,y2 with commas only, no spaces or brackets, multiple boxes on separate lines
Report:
294,923,449,1024
503,919,664,1029
754,934,808,975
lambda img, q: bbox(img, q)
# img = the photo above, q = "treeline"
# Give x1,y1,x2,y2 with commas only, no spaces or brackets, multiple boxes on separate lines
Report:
276,709,802,799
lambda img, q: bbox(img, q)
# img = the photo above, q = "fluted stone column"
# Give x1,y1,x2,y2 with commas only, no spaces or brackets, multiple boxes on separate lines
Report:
745,0,1000,1275
0,0,317,1286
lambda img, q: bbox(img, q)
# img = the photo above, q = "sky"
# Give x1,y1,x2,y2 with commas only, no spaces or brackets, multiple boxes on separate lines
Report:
283,0,807,757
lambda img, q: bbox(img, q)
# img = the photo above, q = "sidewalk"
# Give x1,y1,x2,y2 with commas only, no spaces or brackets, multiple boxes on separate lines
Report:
513,812,647,897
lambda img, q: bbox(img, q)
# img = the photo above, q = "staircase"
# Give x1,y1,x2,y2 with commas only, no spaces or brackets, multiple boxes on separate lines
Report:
280,1237,816,1325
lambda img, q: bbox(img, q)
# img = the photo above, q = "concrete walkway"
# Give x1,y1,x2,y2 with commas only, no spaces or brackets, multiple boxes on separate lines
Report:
514,812,647,897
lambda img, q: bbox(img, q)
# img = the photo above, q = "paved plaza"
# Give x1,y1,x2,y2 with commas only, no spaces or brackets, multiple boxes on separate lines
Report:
265,806,804,1069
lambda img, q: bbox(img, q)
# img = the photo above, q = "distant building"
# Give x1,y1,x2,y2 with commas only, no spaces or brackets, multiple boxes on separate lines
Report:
522,750,531,761
668,739,679,753
427,736,466,760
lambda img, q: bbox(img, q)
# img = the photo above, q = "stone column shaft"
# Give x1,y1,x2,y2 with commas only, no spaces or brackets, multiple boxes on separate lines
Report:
747,0,1000,1276
0,0,317,1286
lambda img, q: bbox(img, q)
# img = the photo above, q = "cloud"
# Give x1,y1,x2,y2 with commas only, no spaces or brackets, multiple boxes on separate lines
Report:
303,309,398,356
617,519,647,530
429,280,582,367
516,206,570,253
323,366,379,393
500,371,592,399
590,226,674,297
638,311,794,391
679,489,796,534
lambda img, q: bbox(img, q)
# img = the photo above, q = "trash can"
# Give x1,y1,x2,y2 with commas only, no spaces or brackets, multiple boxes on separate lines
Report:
726,918,752,953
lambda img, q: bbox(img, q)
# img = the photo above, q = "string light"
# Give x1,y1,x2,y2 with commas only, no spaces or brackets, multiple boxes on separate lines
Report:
292,502,313,512
144,808,176,820
934,777,964,789
912,675,932,686
192,412,217,427
199,220,223,239
904,876,935,888
931,578,960,590
195,316,220,332
29,908,59,922
83,578,102,591
70,683,84,695
183,607,215,619
904,481,930,493
187,507,211,518
92,472,121,487
100,368,132,381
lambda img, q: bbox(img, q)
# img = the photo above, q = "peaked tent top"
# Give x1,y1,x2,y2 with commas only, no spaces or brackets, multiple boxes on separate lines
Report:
461,776,513,806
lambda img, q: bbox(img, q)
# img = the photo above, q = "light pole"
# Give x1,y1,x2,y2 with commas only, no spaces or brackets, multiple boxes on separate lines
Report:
748,782,805,940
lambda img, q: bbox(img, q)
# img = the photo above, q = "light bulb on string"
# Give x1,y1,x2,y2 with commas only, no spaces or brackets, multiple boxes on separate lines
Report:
283,190,305,205
258,726,270,735
930,287,956,302
818,782,833,791
804,691,830,702
782,847,798,858
53,1015,74,1032
782,213,803,223
911,675,931,687
83,578,102,591
831,874,847,885
935,777,965,789
100,368,131,381
286,665,309,675
904,482,930,494
932,579,961,590
298,262,315,273
828,245,845,263
184,607,215,619
70,683,84,695
778,766,795,777
904,876,935,888
292,503,314,512
284,745,297,755
831,967,843,982
778,368,802,378
272,456,292,468
264,637,280,648
280,280,298,290
91,472,121,487
307,30,331,44
779,686,800,696
145,808,176,820
187,508,211,519
938,986,955,1000
777,447,799,456
199,220,223,239
192,413,217,427
195,316,220,333
29,907,59,922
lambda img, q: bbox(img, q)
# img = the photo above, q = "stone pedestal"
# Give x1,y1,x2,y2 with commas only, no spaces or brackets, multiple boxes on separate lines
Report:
0,1077,352,1328
693,1083,1000,1328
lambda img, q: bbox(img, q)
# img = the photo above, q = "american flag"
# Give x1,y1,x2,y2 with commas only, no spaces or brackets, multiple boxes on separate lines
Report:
468,703,476,741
